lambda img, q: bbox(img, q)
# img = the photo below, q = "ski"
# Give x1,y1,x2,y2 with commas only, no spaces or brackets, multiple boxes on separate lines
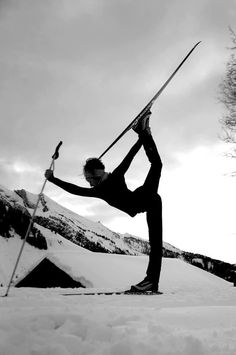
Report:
62,291,124,296
99,41,201,159
62,290,163,296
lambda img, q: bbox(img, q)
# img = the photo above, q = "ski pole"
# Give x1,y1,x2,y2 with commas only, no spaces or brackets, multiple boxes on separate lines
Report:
99,41,201,159
4,141,63,297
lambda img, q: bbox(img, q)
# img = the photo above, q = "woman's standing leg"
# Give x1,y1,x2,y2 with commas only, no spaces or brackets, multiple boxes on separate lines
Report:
146,195,163,287
131,133,163,292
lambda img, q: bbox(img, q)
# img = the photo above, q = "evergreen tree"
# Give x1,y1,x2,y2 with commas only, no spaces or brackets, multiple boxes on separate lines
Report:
219,28,236,157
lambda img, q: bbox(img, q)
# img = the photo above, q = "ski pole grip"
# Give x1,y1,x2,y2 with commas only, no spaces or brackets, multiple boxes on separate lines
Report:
52,141,63,160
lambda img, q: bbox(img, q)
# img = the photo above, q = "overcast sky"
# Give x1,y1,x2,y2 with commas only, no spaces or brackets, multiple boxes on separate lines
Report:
0,0,236,263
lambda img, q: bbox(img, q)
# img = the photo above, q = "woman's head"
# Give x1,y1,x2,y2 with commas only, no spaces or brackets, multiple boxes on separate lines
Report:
83,158,105,187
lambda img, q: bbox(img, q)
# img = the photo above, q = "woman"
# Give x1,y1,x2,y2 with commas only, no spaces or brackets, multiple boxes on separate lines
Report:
45,111,163,292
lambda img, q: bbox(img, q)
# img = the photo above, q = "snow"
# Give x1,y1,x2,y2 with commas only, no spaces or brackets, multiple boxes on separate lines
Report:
2,307,236,355
0,286,236,355
1,243,236,355
1,185,236,354
192,258,205,268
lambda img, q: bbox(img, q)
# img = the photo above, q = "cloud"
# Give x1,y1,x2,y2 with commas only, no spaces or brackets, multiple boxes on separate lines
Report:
0,0,235,263
0,158,42,191
160,143,236,246
0,0,232,166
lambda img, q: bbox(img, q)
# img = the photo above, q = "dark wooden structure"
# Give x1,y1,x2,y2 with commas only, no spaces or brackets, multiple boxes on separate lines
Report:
15,258,85,288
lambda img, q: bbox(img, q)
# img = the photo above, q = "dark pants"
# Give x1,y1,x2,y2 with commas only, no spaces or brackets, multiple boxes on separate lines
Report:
132,133,163,285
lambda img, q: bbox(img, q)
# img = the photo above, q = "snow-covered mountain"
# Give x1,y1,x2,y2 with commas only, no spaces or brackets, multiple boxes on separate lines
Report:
0,184,235,285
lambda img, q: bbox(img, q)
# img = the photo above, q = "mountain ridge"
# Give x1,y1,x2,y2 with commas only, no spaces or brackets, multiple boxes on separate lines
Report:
0,184,235,285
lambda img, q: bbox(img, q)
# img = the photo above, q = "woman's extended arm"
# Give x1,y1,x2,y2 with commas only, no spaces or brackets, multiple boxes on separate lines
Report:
112,138,142,176
45,170,95,197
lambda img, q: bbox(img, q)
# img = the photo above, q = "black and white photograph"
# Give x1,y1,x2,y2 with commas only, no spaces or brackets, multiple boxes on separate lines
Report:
0,1,236,354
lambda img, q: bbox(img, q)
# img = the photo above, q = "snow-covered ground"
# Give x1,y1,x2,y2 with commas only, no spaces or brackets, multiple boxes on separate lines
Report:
1,251,236,355
1,202,235,355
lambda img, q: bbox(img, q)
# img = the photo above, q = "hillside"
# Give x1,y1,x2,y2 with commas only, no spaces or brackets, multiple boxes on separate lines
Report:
0,184,235,285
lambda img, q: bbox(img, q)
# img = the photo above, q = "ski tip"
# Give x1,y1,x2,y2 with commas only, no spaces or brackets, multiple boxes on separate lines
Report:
188,41,201,53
